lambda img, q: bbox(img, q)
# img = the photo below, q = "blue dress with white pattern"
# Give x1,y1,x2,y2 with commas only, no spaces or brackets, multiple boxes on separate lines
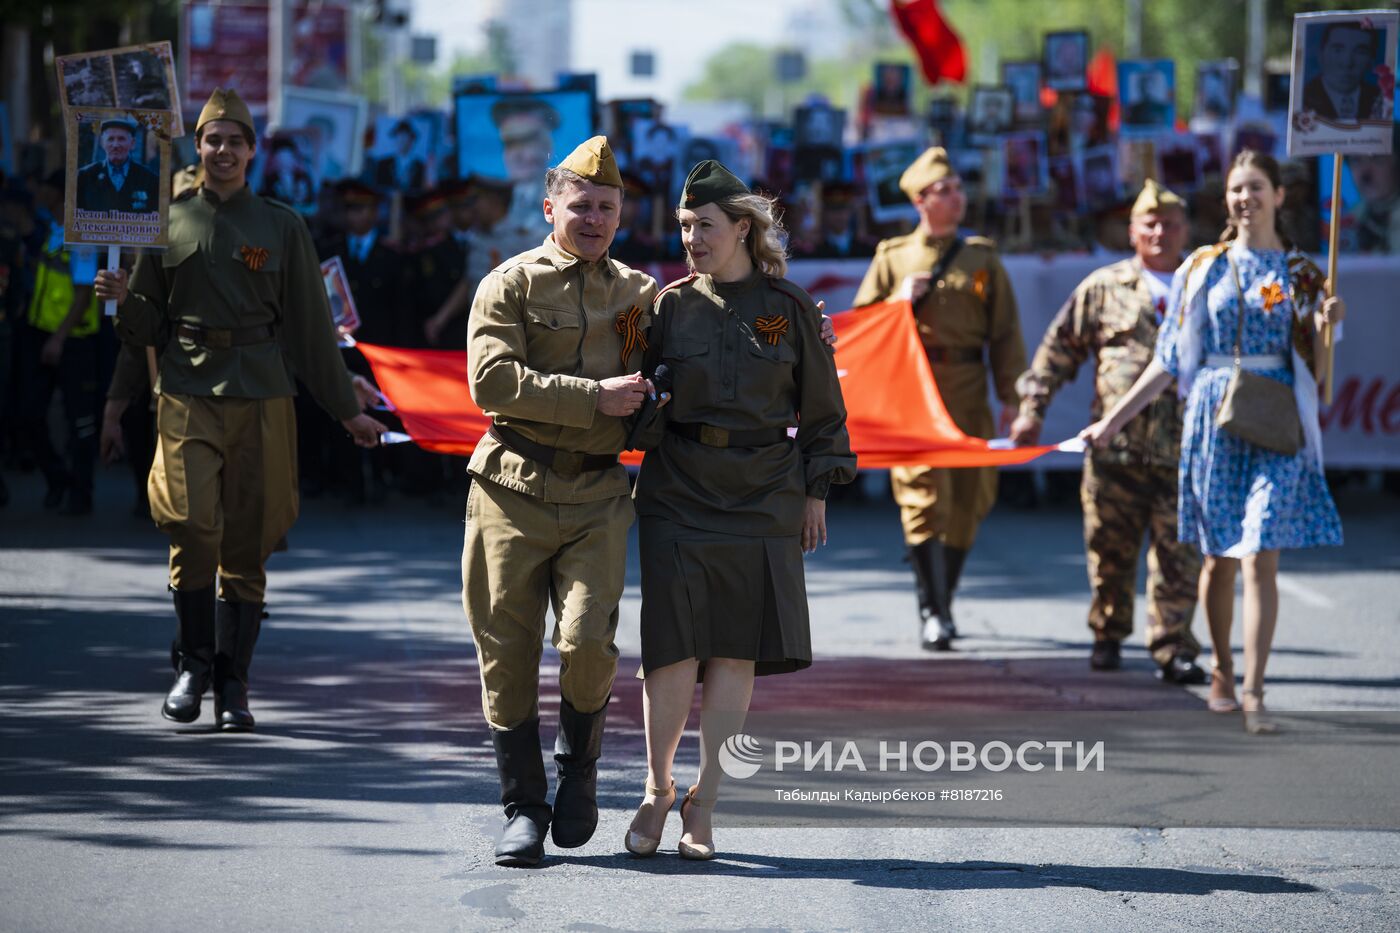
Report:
1155,245,1343,557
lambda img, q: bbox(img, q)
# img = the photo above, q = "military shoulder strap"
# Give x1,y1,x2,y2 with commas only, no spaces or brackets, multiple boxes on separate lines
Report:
642,273,695,375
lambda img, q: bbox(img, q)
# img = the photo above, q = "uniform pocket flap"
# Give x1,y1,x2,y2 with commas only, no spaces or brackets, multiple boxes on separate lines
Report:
745,338,797,363
669,337,708,357
525,306,580,329
161,241,199,269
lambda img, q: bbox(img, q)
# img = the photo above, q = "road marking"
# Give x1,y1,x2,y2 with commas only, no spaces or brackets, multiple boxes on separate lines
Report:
1277,573,1334,609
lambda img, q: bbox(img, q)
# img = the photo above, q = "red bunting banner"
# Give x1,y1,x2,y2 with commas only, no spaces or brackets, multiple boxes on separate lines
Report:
356,298,1065,468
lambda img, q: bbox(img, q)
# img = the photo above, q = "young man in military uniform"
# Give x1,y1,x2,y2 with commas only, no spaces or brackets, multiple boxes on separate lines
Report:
94,88,385,731
853,147,1027,652
463,136,657,867
1011,180,1205,682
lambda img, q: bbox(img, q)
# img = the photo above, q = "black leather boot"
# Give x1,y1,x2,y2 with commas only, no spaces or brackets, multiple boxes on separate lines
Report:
944,546,970,621
550,699,607,848
910,540,955,651
162,585,216,723
491,719,551,866
213,598,262,731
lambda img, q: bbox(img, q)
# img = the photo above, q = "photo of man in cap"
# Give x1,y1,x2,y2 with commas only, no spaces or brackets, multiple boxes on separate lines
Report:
373,118,426,190
76,116,160,214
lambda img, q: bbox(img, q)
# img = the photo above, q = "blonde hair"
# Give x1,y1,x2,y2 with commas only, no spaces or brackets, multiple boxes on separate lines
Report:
683,191,789,279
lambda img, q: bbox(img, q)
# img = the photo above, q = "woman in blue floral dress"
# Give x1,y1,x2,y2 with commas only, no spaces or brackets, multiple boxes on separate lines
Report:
1082,151,1345,733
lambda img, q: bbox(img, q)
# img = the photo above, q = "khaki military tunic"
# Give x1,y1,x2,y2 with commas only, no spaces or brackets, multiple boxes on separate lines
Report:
1015,257,1200,663
854,232,1026,549
463,235,657,729
116,185,361,604
632,271,857,677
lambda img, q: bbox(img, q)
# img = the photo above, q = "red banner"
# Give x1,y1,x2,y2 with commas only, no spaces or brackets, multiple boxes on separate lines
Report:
357,299,1059,468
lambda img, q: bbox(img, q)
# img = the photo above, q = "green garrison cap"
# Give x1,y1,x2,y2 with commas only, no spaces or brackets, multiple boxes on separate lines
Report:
680,159,749,209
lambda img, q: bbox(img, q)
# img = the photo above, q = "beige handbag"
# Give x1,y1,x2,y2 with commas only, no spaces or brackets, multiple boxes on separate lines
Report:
1214,255,1303,455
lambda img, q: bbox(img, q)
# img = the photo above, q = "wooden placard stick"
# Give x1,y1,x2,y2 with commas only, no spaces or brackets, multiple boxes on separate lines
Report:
1324,151,1341,405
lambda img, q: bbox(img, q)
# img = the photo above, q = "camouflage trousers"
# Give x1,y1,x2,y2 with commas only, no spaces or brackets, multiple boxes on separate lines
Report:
1081,458,1202,665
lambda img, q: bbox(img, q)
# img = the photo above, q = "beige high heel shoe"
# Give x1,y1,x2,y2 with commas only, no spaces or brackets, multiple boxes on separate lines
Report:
623,780,675,857
1241,689,1278,735
677,785,717,861
1208,666,1240,713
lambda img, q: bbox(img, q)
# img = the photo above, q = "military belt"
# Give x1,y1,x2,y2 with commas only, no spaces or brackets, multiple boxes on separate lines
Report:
668,422,789,449
488,424,618,477
926,346,983,364
176,322,278,349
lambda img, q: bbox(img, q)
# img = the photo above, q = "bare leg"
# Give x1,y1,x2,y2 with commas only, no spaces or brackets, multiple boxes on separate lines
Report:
684,658,757,850
1240,550,1280,733
627,659,697,842
1201,555,1240,709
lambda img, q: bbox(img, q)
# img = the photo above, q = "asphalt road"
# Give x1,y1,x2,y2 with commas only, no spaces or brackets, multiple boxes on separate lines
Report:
1,466,1397,932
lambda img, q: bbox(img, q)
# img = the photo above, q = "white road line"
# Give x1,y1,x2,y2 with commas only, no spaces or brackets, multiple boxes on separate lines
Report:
1277,573,1334,609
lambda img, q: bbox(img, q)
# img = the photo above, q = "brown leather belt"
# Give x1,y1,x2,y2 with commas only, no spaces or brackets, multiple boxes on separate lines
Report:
668,422,789,448
926,346,983,364
176,322,278,348
489,424,618,476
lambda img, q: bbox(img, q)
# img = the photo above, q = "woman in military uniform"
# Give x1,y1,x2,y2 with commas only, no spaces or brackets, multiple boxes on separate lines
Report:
623,161,856,860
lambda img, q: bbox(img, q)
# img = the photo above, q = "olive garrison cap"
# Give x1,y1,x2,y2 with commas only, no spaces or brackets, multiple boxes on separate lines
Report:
1130,178,1186,216
680,159,750,209
196,87,255,137
899,146,956,200
555,135,622,188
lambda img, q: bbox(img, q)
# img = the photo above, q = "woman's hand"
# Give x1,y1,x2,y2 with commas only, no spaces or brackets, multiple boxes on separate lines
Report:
802,497,827,554
1079,416,1119,450
1318,292,1345,330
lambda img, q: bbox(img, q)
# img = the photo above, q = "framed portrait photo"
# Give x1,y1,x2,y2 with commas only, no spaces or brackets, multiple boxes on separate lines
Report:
1119,60,1177,135
280,86,367,185
1044,31,1089,93
967,85,1014,147
1002,61,1044,126
1287,10,1398,157
56,42,184,137
65,108,171,248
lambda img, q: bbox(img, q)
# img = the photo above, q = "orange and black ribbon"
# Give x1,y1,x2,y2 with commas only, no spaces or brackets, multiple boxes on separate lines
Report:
972,269,989,301
1259,282,1285,314
614,305,648,366
241,245,269,271
755,314,788,346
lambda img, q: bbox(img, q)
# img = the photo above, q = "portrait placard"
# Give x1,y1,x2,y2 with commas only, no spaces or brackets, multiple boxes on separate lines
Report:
280,87,367,184
1044,31,1089,93
320,256,360,338
64,108,171,248
56,42,184,137
1119,60,1176,135
1002,61,1044,126
967,86,1014,147
1287,10,1398,157
860,139,922,224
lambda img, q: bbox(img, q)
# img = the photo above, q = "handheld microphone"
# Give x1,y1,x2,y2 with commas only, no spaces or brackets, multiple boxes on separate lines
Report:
624,363,673,451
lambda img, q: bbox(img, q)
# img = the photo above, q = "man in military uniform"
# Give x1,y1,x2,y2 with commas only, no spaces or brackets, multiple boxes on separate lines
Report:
76,117,160,214
464,136,657,867
1011,180,1205,682
853,147,1027,652
95,88,385,731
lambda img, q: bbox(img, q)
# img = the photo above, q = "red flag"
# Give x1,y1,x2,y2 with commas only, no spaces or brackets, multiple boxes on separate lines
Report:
358,299,1063,469
1087,46,1120,131
891,0,966,86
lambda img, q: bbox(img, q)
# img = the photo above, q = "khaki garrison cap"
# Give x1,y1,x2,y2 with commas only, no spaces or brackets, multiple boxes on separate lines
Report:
556,136,622,188
196,87,255,137
899,146,956,200
1131,178,1187,216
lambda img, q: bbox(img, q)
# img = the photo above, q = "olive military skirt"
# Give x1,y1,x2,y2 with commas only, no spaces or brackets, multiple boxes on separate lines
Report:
638,515,812,678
